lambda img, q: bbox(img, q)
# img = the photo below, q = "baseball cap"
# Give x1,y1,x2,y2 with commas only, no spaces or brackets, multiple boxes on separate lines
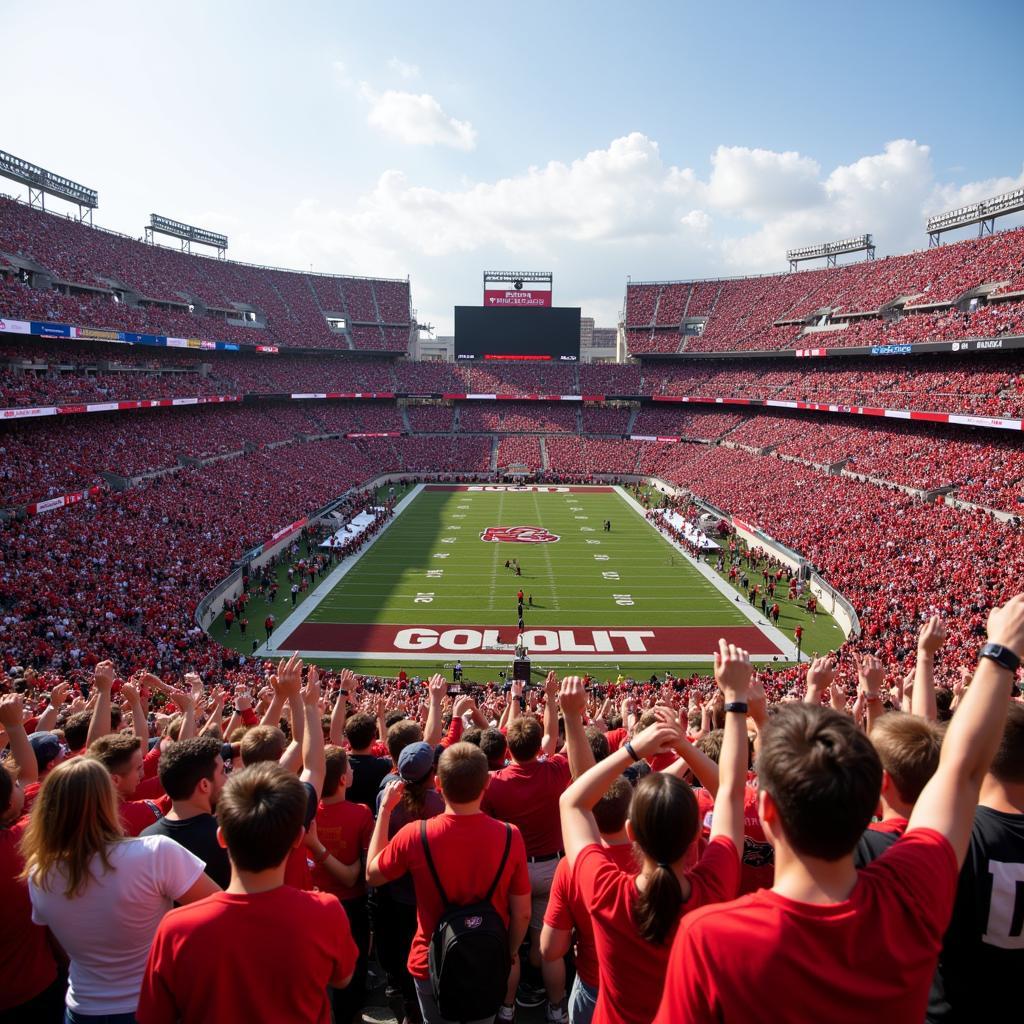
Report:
28,732,62,773
397,741,435,784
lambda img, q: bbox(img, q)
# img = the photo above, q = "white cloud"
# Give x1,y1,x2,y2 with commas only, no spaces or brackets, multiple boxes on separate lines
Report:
238,134,1017,333
358,84,477,150
706,145,822,218
386,57,420,80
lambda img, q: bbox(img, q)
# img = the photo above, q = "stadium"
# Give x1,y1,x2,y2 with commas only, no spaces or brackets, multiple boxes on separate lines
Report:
2,6,1023,1024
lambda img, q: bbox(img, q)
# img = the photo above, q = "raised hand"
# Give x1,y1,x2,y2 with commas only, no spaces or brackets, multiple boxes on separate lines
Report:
918,615,947,657
93,660,115,693
274,653,303,699
234,689,253,712
380,779,404,813
0,693,25,728
853,652,885,699
303,665,321,706
558,676,587,717
986,593,1024,658
631,717,684,760
805,656,836,695
428,674,448,701
714,639,752,702
50,682,70,708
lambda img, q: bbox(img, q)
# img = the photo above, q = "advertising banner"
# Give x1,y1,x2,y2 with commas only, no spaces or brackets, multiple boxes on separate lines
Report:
484,289,552,307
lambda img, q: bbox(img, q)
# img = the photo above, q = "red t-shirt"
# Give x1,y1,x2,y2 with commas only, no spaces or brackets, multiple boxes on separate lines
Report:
119,796,169,837
482,753,571,856
136,887,358,1024
21,781,42,816
868,815,909,835
375,812,530,979
696,785,775,894
653,829,958,1024
0,816,58,1011
576,836,740,1024
604,728,627,753
311,799,374,901
544,842,639,987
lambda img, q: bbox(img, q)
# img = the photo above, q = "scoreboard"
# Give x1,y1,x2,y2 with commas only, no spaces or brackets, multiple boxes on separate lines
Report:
454,305,581,362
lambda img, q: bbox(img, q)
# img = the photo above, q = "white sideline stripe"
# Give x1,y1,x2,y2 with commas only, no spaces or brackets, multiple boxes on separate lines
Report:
612,487,801,661
258,484,426,657
272,650,786,664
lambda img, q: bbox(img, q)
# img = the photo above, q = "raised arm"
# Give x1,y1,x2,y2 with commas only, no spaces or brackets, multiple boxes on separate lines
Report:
559,717,682,869
33,682,69,735
329,670,352,746
913,615,946,722
541,671,559,758
803,656,834,705
86,661,116,748
907,594,1024,865
366,779,404,885
558,677,595,780
0,695,38,786
299,666,326,799
706,640,751,850
854,653,886,734
121,682,150,745
423,674,447,747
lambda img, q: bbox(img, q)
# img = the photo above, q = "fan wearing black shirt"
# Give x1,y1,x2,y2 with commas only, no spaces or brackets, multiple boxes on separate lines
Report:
929,702,1024,1021
344,712,392,811
142,735,231,889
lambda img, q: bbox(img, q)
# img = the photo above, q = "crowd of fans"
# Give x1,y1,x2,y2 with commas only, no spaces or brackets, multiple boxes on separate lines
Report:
0,198,412,352
3,602,1022,1021
626,223,1024,355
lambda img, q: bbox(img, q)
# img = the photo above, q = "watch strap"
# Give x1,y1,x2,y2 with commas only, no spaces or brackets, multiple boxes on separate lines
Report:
724,702,749,715
979,643,1021,673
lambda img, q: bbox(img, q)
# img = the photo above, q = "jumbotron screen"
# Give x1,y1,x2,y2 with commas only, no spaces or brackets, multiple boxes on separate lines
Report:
454,306,581,362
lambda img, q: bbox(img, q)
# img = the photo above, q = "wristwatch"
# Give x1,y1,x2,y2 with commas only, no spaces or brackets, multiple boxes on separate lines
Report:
724,702,749,715
979,643,1021,674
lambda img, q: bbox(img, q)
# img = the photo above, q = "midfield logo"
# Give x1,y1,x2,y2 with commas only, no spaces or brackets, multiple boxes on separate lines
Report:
480,525,560,544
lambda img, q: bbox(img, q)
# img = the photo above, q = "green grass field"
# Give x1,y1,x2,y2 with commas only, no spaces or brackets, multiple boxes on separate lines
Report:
213,484,846,680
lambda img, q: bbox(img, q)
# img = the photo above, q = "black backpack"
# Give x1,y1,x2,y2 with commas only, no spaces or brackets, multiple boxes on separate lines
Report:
420,819,513,1022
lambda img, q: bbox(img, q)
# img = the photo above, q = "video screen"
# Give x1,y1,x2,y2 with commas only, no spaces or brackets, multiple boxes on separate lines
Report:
454,306,581,362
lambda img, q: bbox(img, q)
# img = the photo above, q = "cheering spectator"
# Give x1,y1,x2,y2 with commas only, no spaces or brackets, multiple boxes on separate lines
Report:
481,671,571,1016
367,743,532,1024
140,735,230,889
559,646,747,1024
0,693,61,1022
136,762,358,1024
930,702,1024,1020
21,758,219,1023
655,593,1024,1023
372,740,446,1024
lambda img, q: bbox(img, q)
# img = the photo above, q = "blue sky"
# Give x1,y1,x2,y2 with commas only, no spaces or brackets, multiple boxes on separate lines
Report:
2,0,1022,332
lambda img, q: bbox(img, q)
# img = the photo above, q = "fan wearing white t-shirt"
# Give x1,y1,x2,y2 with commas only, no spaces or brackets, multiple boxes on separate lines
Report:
21,758,220,1023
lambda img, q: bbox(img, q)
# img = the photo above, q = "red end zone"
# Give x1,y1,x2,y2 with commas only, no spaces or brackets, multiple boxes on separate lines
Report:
425,485,614,493
279,622,783,657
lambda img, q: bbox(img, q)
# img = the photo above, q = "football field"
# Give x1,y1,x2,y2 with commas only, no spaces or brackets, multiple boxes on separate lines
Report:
257,484,817,676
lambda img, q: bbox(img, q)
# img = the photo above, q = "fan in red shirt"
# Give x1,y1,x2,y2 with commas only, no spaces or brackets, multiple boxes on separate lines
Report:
654,595,1024,1024
557,646,750,1024
0,694,62,1021
137,762,357,1024
367,742,532,1024
542,772,637,1024
481,671,572,1013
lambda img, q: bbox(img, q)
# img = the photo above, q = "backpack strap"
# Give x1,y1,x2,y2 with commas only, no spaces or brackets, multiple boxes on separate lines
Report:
421,821,512,908
421,819,450,906
483,824,513,905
